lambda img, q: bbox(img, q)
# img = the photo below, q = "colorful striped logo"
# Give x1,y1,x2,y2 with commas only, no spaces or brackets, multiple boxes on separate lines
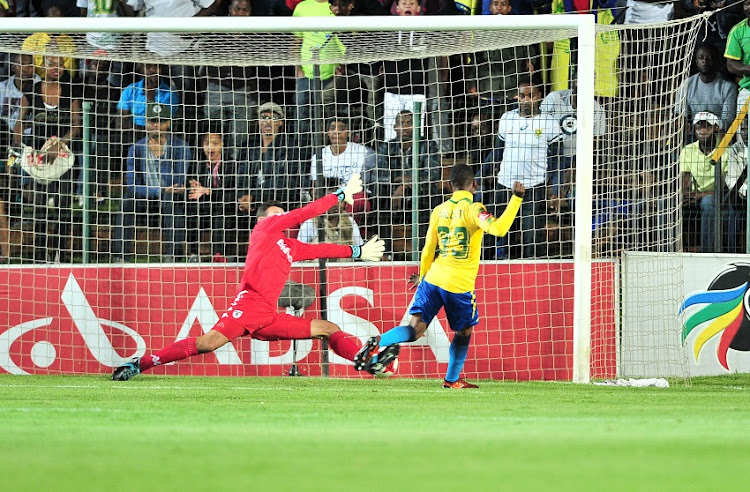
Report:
679,263,750,370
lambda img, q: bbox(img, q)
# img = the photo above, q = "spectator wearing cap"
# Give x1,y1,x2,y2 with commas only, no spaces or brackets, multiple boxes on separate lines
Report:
116,63,179,145
681,111,728,253
676,43,737,144
112,103,190,263
237,102,306,217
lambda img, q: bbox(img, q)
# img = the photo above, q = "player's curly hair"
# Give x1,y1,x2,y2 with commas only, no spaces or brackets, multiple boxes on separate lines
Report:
257,200,284,218
450,163,475,190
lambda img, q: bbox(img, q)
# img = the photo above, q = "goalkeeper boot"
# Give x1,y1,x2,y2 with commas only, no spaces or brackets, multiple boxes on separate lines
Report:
442,378,479,389
112,358,141,381
366,344,400,376
353,336,380,371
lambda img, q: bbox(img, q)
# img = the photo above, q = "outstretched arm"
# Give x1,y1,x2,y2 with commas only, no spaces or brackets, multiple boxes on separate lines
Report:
261,174,364,233
292,240,353,262
475,182,525,237
292,235,385,262
263,194,340,233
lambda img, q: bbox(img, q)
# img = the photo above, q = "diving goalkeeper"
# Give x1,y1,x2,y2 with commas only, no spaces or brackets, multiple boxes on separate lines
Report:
113,174,385,381
354,164,524,388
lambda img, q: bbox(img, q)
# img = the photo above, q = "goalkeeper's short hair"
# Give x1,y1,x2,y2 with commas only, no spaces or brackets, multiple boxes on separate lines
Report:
257,200,284,218
450,163,475,190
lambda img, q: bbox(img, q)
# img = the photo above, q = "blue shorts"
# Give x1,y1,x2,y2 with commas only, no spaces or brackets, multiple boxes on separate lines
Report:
409,280,479,331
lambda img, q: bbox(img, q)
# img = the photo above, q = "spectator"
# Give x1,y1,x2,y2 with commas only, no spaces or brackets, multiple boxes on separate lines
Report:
229,0,250,14
367,109,441,247
201,0,256,160
377,0,457,14
238,102,305,215
540,77,607,203
21,3,78,79
186,125,243,262
311,117,376,184
116,63,179,144
724,120,747,253
681,111,727,253
24,54,81,152
0,53,38,148
624,0,674,24
15,54,81,262
112,103,189,263
725,0,750,115
310,116,375,228
83,52,121,202
682,1,742,78
482,75,562,259
676,43,737,142
466,0,539,117
120,0,223,56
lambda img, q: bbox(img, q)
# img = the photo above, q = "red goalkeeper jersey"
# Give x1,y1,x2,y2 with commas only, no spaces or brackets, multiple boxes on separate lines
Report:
238,194,353,307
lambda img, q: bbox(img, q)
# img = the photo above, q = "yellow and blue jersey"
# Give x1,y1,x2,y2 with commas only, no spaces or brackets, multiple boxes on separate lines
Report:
421,190,522,294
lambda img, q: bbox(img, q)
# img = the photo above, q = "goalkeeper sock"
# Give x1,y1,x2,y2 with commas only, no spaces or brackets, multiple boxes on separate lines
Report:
329,331,360,362
379,325,417,347
139,337,198,372
445,333,471,383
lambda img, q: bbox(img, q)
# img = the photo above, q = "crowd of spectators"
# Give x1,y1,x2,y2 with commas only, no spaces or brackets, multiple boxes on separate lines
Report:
0,0,748,263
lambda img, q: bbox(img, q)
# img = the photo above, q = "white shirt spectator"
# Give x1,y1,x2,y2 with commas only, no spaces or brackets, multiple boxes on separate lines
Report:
624,0,674,24
496,110,562,188
310,142,375,184
126,0,216,55
540,89,606,158
297,216,363,245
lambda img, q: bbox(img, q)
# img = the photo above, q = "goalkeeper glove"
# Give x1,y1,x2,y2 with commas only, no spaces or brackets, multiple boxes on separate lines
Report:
351,235,385,262
335,173,363,206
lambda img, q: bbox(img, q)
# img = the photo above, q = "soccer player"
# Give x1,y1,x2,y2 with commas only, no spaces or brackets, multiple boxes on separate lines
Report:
112,174,385,380
354,164,524,388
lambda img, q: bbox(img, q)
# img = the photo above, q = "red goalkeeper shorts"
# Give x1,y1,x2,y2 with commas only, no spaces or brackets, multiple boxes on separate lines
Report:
212,289,312,341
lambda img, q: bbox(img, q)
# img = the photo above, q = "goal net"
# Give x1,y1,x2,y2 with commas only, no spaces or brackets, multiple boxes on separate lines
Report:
0,13,711,381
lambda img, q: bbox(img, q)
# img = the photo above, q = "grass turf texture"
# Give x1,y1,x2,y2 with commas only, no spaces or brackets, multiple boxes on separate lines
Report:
2,375,749,491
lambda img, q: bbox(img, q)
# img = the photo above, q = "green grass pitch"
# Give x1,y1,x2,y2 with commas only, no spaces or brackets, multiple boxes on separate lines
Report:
2,374,749,491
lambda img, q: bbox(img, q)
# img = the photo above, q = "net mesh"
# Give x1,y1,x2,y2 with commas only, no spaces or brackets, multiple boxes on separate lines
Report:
0,14,716,380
